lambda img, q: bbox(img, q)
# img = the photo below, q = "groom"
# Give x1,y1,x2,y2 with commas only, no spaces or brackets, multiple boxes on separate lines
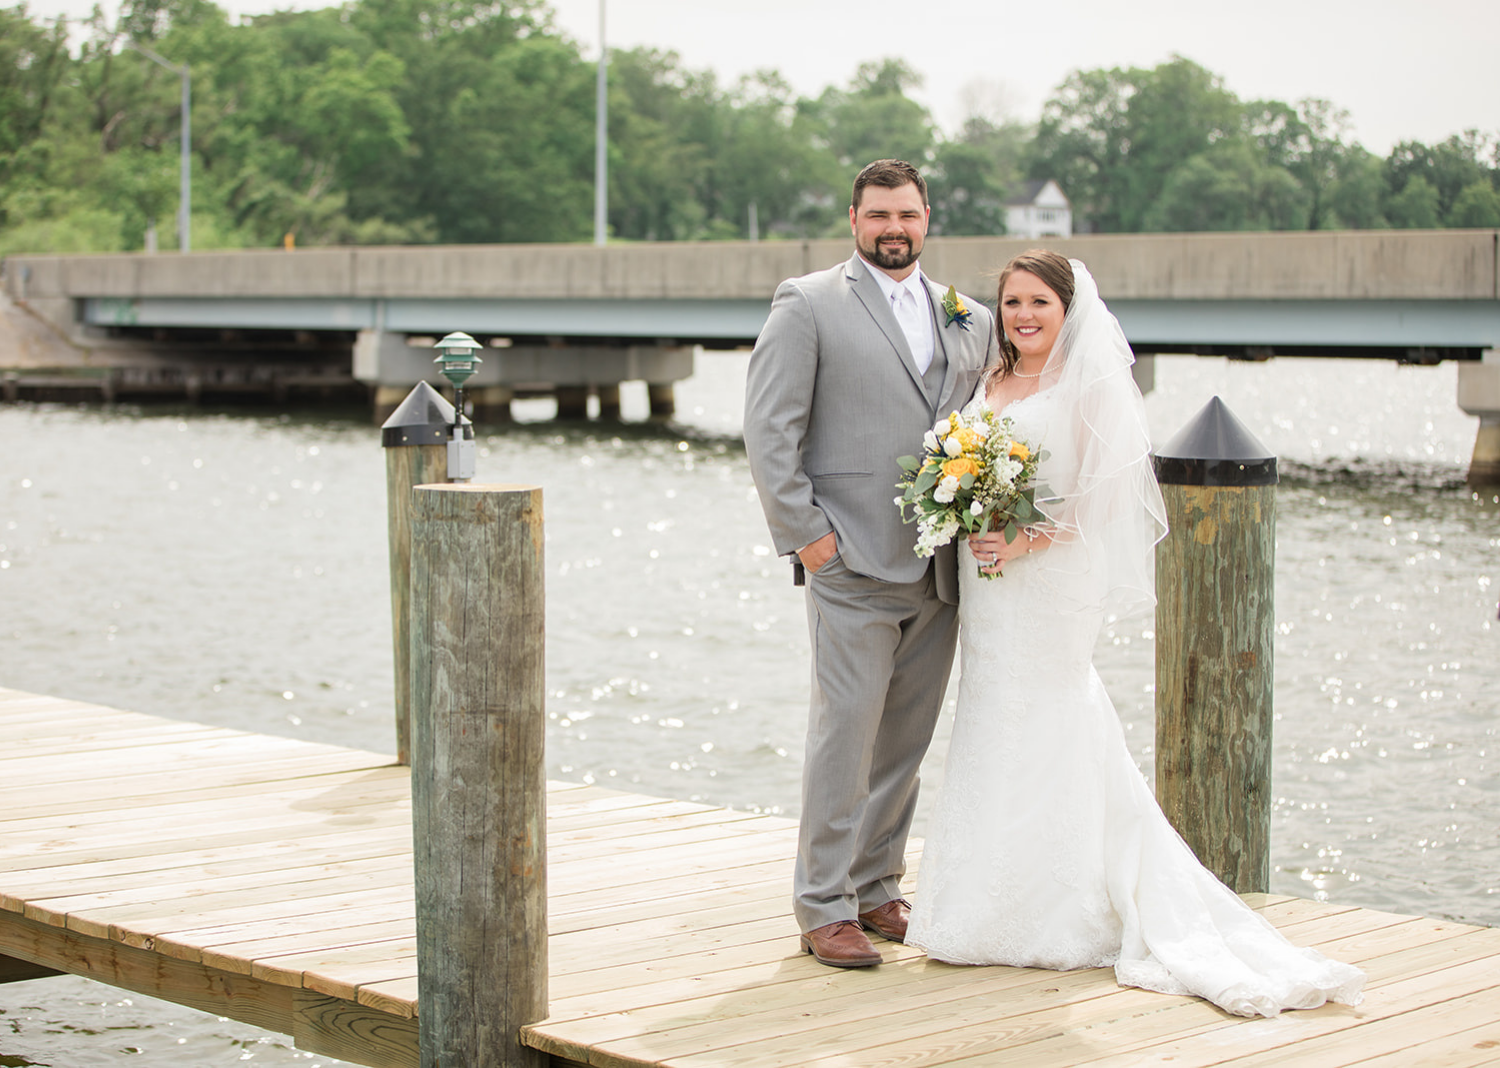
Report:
745,159,997,967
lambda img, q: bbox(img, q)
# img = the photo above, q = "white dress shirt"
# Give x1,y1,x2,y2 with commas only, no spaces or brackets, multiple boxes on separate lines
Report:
859,257,936,374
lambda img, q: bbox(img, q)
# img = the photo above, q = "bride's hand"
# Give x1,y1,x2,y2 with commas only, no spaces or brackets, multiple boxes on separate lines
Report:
967,530,1033,575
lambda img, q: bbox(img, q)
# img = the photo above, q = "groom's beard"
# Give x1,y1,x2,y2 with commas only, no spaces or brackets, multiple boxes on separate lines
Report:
859,233,922,271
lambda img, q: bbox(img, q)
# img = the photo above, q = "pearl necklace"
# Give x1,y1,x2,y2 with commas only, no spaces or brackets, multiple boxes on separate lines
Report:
1011,363,1047,378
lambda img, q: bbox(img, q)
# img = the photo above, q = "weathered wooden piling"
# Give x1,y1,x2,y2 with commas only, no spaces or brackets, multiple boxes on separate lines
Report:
382,381,455,766
1153,396,1277,894
409,482,547,1068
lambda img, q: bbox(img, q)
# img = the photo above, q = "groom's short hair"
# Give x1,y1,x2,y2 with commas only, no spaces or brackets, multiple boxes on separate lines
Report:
852,159,927,210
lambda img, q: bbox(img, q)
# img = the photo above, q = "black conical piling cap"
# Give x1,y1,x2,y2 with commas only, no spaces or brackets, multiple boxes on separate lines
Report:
381,380,456,448
1153,396,1278,486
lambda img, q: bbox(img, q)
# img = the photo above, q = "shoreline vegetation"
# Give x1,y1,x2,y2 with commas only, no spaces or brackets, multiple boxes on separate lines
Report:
2,1,1498,257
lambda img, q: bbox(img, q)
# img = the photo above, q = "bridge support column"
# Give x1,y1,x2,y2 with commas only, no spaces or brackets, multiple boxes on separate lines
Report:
647,383,676,418
472,385,514,424
555,386,589,419
596,384,621,419
1458,349,1500,488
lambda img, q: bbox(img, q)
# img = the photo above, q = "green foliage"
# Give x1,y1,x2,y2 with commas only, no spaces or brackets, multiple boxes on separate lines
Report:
806,59,934,173
1448,180,1500,227
928,117,1026,236
0,5,1494,254
1386,175,1442,229
1030,57,1497,235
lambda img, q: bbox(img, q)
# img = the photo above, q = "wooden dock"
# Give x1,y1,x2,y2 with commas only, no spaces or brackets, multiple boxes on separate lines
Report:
2,686,1498,1067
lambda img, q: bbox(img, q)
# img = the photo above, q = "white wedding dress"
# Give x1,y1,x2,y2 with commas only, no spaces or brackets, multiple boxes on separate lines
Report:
906,384,1366,1018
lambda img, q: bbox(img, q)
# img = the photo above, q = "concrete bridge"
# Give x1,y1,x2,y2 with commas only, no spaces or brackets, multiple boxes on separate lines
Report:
3,230,1499,480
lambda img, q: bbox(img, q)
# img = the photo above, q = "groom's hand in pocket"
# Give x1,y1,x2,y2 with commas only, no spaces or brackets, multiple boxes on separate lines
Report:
798,532,837,574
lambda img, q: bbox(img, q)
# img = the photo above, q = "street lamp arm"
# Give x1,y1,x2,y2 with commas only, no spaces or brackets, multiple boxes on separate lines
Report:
123,39,191,254
123,38,184,76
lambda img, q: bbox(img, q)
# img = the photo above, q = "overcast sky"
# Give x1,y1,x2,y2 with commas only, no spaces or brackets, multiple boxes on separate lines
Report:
25,0,1500,156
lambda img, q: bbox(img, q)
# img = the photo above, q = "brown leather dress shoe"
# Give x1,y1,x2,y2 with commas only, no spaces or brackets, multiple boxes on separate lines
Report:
858,898,911,943
800,920,882,968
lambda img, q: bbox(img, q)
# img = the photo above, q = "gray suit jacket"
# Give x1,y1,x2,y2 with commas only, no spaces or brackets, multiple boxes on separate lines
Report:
745,254,999,604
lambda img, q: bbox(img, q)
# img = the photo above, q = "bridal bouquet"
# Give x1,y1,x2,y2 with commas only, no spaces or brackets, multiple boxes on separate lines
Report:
895,403,1047,575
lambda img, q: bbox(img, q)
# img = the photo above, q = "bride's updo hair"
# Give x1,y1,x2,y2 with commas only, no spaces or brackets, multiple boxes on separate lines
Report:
994,249,1076,378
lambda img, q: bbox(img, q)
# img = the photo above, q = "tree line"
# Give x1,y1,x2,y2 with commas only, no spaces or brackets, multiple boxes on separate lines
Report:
3,0,1497,256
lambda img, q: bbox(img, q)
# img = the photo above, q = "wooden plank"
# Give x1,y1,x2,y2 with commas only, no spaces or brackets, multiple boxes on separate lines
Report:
23,853,414,926
1029,930,1500,1068
1,798,412,866
0,749,398,807
1227,987,1500,1066
0,907,299,1037
300,946,419,1002
147,893,420,962
0,725,243,760
1347,1013,1500,1068
0,824,413,904
81,882,416,945
252,935,417,986
358,976,419,1018
0,764,409,823
200,917,417,975
0,802,414,879
1,780,412,853
0,739,395,792
548,855,793,917
0,765,412,831
292,988,418,1068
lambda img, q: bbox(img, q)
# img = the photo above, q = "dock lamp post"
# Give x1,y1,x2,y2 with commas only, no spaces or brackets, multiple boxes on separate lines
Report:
434,332,482,482
125,41,190,253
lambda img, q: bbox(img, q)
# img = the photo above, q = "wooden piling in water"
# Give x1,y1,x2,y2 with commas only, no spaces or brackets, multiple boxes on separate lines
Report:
410,482,548,1068
382,381,455,766
1153,397,1277,894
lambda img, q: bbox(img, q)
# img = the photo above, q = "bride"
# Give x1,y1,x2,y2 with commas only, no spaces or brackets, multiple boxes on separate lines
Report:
904,250,1366,1018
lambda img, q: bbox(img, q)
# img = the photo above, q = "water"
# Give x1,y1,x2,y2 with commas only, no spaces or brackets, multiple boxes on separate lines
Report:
1,354,1496,1064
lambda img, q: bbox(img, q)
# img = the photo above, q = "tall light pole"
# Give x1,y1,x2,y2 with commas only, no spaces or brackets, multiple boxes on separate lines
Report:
126,41,191,253
593,0,607,247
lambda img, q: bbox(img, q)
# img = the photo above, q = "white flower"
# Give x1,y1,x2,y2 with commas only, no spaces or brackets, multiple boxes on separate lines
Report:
933,476,959,504
933,418,951,437
922,430,939,452
970,500,983,516
993,456,1023,485
943,437,963,458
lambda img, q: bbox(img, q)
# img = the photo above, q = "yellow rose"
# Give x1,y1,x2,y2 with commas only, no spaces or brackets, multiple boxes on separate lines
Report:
1008,441,1031,461
950,427,979,452
942,457,980,481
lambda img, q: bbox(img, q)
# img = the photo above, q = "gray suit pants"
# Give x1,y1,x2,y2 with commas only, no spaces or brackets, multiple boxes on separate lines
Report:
794,551,959,932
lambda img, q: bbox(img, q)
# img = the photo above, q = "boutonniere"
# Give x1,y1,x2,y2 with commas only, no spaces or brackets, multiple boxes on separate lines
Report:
942,285,973,331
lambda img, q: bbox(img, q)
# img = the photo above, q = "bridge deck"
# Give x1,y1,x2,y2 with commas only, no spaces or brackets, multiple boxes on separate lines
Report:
2,687,1497,1067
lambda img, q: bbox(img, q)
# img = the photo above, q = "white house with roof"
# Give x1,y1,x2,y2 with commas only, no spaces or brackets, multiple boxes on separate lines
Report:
1006,180,1073,239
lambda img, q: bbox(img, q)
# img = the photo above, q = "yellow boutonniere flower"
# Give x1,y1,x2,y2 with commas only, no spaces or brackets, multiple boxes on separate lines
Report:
941,285,973,332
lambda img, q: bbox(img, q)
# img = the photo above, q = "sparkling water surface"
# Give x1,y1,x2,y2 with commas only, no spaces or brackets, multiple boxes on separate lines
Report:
1,354,1495,1064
